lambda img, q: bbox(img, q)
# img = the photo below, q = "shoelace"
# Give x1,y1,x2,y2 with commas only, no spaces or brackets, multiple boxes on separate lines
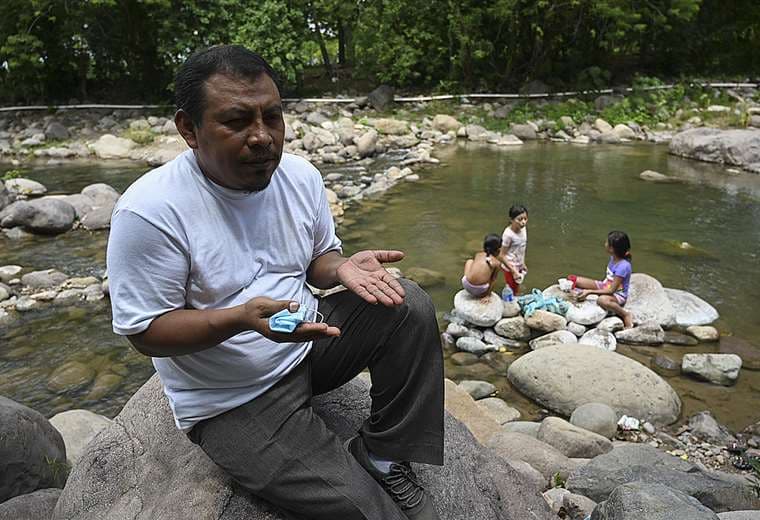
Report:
382,463,424,509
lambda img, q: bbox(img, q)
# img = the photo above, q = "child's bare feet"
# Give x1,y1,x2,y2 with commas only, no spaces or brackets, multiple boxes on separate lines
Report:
623,312,634,329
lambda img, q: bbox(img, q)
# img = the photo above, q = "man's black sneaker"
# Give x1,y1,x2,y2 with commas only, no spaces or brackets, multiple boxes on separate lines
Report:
345,435,440,520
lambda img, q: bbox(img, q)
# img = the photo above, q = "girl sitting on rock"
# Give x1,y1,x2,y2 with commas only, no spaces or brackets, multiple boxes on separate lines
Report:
568,230,634,329
462,234,502,297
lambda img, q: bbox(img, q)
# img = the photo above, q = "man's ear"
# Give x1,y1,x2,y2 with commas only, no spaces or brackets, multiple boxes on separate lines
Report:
175,109,199,149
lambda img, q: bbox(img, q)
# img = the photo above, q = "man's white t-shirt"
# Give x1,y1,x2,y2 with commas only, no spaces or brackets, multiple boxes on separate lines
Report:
107,150,341,431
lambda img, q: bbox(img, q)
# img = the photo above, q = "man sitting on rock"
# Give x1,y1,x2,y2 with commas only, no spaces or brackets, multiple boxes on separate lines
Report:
106,45,443,520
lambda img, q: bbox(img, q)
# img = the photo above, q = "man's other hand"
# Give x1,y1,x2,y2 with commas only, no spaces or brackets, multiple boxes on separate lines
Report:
243,297,341,342
337,250,406,306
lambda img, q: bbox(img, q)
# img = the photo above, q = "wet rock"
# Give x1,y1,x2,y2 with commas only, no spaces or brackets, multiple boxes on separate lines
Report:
687,325,720,342
21,269,67,289
55,288,83,302
507,345,681,426
14,296,38,312
85,372,123,400
47,361,96,393
403,267,445,288
453,290,503,327
665,288,719,326
494,316,531,341
458,380,495,400
0,488,62,520
481,351,512,372
90,134,137,159
0,265,21,283
615,320,664,345
486,431,576,481
570,403,617,440
719,337,760,370
688,411,737,446
49,409,112,466
639,170,678,183
565,301,607,326
53,374,554,520
566,322,586,337
1,198,76,234
530,330,577,350
589,482,719,520
450,352,479,366
431,114,460,133
567,444,760,512
682,353,742,386
625,273,676,327
651,354,681,377
579,329,617,351
525,310,567,333
0,396,68,502
446,322,474,338
456,336,496,355
669,128,760,172
477,398,521,425
4,178,47,196
664,330,699,346
538,417,613,459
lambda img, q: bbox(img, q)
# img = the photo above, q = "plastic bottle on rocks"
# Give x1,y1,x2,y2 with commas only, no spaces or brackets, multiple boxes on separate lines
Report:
501,286,514,302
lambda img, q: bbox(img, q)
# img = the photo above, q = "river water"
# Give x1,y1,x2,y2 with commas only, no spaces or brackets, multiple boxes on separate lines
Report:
1,142,759,430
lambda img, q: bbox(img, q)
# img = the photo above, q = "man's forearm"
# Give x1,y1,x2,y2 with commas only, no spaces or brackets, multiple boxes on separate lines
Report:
128,306,248,358
307,250,348,289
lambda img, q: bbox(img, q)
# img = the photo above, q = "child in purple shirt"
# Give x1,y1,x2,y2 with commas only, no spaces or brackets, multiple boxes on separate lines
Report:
566,231,634,328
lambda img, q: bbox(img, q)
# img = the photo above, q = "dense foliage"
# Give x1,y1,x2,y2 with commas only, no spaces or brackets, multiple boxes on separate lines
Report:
1,0,758,103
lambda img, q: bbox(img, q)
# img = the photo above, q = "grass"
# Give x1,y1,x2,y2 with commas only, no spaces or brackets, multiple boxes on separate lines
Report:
121,128,155,145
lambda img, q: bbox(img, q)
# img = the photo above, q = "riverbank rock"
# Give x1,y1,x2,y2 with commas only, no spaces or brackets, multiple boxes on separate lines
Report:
0,198,76,234
47,361,96,393
529,330,577,350
495,317,531,341
456,336,496,355
669,128,760,172
688,325,720,342
53,374,554,520
90,134,137,159
49,410,113,466
579,329,617,351
652,354,681,377
507,345,681,425
625,273,676,327
614,320,664,345
458,380,496,400
444,379,501,444
0,488,62,520
537,417,613,459
477,398,521,425
665,288,719,327
589,482,719,520
20,269,67,289
565,301,607,326
718,513,760,520
454,290,504,327
569,403,617,440
688,411,737,446
682,353,742,386
486,431,576,481
0,396,68,503
566,444,760,512
4,178,47,196
525,310,567,333
432,115,461,133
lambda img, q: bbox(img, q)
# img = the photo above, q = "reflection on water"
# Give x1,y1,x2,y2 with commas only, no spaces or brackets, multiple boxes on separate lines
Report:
1,143,759,430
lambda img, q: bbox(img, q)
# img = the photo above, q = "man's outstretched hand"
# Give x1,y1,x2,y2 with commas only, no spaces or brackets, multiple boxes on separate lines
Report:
337,250,406,306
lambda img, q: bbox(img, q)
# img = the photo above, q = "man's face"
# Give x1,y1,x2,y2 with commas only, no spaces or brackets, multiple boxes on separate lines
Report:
177,72,285,192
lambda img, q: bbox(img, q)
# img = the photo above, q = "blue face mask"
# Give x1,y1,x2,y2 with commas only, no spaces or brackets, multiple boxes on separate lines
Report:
268,307,324,333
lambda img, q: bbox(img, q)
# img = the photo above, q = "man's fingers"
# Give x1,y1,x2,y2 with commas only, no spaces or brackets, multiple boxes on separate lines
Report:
344,279,379,305
373,278,405,306
372,250,405,264
380,272,406,301
256,298,297,317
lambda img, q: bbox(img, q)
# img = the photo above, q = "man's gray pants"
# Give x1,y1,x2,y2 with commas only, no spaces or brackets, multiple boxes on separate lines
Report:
187,279,444,519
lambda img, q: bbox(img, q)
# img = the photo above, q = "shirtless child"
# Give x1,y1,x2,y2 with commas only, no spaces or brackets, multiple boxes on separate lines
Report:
462,234,502,297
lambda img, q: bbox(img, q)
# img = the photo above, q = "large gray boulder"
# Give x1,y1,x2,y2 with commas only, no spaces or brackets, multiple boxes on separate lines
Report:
570,403,617,439
590,482,719,520
565,301,607,326
567,444,760,512
52,374,553,520
0,396,68,503
81,183,120,207
0,488,62,520
669,128,760,171
536,417,613,459
688,411,737,446
0,198,76,234
625,274,676,327
49,409,113,466
665,288,719,327
614,320,664,345
454,290,503,327
20,269,68,289
507,345,681,426
485,431,577,481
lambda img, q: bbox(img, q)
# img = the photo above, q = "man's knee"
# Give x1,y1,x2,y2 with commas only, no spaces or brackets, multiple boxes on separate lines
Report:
397,278,436,324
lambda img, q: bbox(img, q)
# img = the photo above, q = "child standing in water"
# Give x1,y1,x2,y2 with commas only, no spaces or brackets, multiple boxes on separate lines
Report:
568,230,634,328
462,234,502,297
499,205,528,296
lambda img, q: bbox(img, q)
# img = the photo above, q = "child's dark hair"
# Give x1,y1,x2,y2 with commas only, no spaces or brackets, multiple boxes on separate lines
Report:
483,234,502,256
608,230,632,262
509,205,528,220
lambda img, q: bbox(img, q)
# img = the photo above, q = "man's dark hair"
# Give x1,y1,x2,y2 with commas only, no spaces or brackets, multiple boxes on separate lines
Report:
174,45,282,126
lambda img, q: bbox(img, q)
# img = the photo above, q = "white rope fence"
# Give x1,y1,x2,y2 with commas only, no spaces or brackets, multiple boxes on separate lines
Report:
1,82,757,112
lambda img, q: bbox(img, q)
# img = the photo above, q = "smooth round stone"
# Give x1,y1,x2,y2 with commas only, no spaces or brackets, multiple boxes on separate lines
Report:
665,288,719,327
652,354,681,377
687,325,720,342
450,352,480,366
525,310,567,333
481,352,513,373
495,317,531,341
458,380,496,400
0,286,9,302
477,397,521,425
47,361,96,393
682,353,742,386
570,403,618,439
85,373,123,401
456,336,496,355
567,322,587,337
0,265,23,283
529,330,577,350
580,329,617,351
15,296,38,312
453,290,503,327
565,301,607,326
597,317,624,333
